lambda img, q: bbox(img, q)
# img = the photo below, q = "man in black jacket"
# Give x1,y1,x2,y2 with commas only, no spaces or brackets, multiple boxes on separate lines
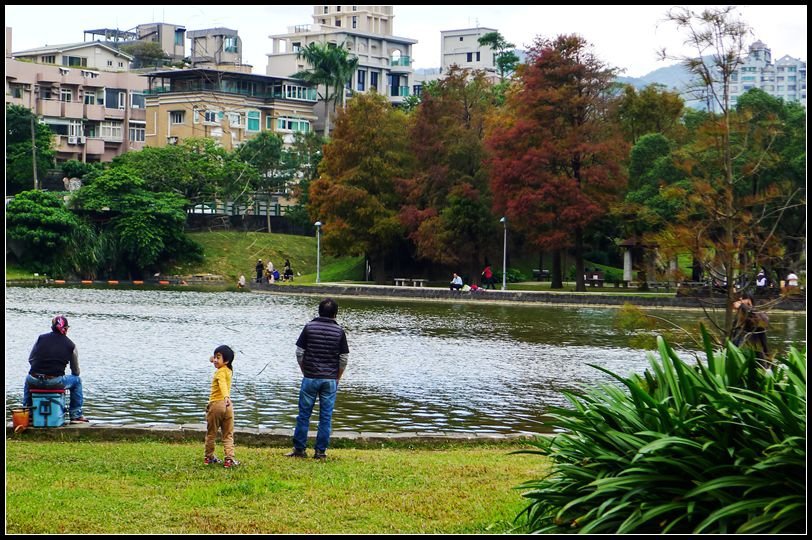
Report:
23,315,89,423
287,298,349,460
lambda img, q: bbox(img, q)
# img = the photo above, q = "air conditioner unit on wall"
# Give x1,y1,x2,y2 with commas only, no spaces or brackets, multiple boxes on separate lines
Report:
67,136,79,144
78,136,86,144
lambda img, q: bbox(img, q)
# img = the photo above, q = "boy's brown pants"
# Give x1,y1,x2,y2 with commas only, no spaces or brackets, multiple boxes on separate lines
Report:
205,400,235,459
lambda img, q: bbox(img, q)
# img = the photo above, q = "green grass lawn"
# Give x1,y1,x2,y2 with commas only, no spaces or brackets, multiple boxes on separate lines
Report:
6,439,544,534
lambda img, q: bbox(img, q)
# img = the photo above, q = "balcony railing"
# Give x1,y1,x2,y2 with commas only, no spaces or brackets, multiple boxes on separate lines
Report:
390,56,411,67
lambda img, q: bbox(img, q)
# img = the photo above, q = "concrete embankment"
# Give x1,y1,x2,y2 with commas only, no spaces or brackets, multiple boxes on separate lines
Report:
6,422,537,447
251,282,807,311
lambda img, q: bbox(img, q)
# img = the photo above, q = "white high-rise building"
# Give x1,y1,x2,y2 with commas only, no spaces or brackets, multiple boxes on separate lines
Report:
731,40,806,108
265,5,416,118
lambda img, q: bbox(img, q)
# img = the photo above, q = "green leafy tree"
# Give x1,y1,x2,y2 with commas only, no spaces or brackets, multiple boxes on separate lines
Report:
120,41,169,68
6,189,85,274
613,83,685,144
478,30,520,81
292,42,359,137
113,137,258,207
309,92,413,283
283,131,326,230
72,167,202,278
6,104,56,194
235,131,285,232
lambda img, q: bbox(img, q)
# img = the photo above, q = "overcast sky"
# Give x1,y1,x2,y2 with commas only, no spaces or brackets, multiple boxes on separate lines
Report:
5,5,807,78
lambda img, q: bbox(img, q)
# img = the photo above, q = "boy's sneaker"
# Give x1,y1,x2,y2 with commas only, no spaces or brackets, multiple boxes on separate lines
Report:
313,451,327,460
69,417,90,424
223,457,241,468
285,449,307,458
204,455,222,465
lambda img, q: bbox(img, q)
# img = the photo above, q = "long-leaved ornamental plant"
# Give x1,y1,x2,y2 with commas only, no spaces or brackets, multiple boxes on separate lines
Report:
517,325,806,533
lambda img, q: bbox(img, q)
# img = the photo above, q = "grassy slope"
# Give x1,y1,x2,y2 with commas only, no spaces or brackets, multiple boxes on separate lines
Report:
6,439,544,534
170,231,365,284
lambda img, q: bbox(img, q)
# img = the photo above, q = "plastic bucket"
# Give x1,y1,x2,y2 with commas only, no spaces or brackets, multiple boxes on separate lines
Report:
11,407,30,429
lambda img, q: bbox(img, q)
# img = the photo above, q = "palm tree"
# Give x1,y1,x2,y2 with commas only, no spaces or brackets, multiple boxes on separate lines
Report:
292,42,359,138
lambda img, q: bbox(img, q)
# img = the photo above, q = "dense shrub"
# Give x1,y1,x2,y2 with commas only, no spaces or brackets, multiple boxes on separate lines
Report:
517,328,806,533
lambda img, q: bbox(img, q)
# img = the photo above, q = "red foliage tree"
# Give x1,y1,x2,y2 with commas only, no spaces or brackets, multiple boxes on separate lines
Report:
486,35,628,290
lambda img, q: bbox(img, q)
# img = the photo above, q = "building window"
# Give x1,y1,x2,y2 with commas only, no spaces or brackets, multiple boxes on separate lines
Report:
357,69,366,91
11,85,23,98
292,41,301,53
276,116,310,133
324,6,328,13
118,61,124,68
63,56,87,67
352,15,357,29
129,123,146,142
130,93,145,109
175,29,184,46
41,55,56,64
228,112,241,128
84,93,96,105
467,52,473,62
203,110,220,124
69,121,83,137
60,88,73,102
370,71,378,90
476,52,480,61
170,111,185,124
100,121,123,140
224,37,238,54
247,110,260,132
459,37,463,41
335,19,341,27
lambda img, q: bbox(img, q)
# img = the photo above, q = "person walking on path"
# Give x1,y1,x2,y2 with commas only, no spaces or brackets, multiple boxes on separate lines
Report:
287,298,349,460
204,345,240,468
481,265,495,289
23,315,89,423
255,259,264,283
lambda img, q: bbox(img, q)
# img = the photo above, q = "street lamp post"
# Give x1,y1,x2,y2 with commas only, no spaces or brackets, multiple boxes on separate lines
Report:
314,221,322,284
500,216,507,291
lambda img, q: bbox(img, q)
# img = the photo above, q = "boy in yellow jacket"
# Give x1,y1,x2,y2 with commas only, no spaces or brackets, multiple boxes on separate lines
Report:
204,345,239,468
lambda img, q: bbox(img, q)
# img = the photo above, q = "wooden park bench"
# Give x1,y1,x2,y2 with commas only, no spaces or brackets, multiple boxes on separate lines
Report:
532,269,551,281
410,278,428,287
394,277,410,287
584,271,605,287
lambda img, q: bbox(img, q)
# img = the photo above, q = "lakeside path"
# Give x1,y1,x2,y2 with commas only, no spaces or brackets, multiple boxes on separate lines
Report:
249,281,807,312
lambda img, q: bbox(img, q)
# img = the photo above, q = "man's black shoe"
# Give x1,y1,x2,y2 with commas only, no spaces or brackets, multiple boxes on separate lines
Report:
285,449,307,458
313,451,327,460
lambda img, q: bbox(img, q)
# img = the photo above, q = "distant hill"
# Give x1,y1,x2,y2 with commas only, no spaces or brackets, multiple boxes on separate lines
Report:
616,60,715,110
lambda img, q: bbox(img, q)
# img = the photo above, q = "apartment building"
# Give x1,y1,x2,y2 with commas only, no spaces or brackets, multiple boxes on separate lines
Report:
440,27,498,75
11,41,134,72
265,5,416,114
188,27,249,72
7,29,148,163
414,26,503,97
84,22,187,64
730,41,806,108
142,68,318,151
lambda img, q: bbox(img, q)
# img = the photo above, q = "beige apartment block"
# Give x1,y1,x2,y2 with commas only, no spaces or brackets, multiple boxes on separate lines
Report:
266,4,416,121
5,54,148,163
143,68,318,152
12,41,134,72
441,27,498,75
84,23,187,64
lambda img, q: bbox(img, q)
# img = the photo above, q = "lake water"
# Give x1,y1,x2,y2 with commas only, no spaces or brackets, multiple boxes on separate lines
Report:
5,287,806,434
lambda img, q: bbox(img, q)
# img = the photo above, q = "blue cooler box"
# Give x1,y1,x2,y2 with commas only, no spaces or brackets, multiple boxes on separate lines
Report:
31,389,67,427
